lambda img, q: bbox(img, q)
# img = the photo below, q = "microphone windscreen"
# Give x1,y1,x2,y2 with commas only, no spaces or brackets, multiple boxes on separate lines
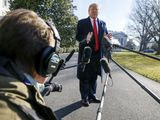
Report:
65,49,75,62
100,57,110,73
82,46,92,64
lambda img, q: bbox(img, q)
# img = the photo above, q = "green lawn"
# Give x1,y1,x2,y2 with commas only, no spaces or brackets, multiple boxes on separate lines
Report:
112,52,160,83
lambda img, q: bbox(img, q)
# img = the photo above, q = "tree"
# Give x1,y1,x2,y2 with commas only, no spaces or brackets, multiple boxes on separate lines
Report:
147,0,160,54
126,39,136,50
9,0,78,48
128,0,160,54
50,0,78,47
128,0,153,51
151,42,158,51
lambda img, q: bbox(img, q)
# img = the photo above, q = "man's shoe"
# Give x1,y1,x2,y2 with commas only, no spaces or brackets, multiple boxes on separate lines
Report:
89,98,101,103
81,99,89,107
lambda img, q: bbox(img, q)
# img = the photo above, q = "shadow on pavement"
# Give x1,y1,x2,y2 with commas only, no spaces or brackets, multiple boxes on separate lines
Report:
54,100,82,119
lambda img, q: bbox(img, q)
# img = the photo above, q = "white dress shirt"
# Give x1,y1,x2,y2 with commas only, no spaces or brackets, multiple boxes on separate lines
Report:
90,17,99,33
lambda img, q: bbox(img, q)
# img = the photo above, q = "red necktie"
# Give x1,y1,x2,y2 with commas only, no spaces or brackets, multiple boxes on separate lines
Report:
93,19,99,51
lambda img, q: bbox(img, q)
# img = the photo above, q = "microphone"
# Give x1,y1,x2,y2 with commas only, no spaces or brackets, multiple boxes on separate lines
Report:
100,57,113,86
100,57,110,74
49,49,75,80
81,46,92,72
60,49,75,70
82,46,92,64
65,49,75,63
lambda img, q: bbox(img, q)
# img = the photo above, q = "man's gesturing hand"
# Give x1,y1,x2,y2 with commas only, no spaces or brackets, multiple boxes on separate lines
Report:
86,32,93,44
104,33,112,41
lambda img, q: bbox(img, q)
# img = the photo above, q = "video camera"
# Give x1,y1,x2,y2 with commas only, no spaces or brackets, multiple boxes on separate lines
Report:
42,49,75,96
41,82,62,96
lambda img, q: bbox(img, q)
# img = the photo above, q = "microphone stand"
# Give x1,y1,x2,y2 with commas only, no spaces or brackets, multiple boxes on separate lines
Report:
96,73,109,120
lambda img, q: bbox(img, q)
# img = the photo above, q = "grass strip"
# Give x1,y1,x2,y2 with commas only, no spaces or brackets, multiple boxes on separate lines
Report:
112,52,160,83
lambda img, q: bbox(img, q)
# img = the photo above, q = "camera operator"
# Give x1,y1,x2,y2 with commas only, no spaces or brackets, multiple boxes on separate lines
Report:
0,9,61,120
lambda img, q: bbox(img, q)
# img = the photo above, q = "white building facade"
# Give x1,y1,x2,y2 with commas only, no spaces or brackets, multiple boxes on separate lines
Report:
0,0,10,18
112,32,128,47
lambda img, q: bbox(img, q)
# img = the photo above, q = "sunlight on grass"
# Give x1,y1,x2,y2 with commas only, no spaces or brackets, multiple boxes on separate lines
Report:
112,52,160,83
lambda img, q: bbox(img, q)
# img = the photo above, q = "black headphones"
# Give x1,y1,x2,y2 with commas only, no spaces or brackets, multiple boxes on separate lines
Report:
35,20,62,77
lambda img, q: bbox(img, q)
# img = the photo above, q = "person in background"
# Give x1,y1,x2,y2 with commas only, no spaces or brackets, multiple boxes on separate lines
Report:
76,3,112,107
0,9,60,120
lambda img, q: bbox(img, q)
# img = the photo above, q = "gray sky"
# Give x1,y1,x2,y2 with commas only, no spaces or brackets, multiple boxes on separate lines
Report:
73,0,134,32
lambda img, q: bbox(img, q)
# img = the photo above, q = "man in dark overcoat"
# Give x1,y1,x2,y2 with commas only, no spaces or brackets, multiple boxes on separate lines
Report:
76,3,112,106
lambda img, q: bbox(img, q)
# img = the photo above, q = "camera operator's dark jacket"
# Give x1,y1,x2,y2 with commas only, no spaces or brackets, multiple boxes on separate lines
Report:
76,17,108,79
0,57,57,120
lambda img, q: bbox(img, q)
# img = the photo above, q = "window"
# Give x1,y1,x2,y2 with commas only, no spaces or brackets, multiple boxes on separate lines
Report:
3,0,8,7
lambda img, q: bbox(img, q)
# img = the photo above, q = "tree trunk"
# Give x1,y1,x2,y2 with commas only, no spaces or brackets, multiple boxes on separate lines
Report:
139,39,144,51
156,39,160,55
142,42,147,50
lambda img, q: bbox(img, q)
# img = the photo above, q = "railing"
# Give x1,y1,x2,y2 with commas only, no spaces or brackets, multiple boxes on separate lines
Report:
113,44,160,61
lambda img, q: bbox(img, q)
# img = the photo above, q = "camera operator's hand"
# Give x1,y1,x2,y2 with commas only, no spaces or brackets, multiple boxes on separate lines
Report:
48,83,62,92
86,32,93,44
41,83,62,96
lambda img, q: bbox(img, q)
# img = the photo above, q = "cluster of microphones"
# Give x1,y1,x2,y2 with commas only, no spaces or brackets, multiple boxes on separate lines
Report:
82,46,110,73
42,46,111,96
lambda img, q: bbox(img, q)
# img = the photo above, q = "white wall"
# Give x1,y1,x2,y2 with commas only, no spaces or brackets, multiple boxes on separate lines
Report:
0,0,10,16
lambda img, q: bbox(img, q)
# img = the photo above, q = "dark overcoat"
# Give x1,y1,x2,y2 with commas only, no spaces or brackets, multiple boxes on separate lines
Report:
76,17,108,80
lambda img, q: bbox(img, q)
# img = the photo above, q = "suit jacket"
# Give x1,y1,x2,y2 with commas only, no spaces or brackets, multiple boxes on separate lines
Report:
76,17,108,79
